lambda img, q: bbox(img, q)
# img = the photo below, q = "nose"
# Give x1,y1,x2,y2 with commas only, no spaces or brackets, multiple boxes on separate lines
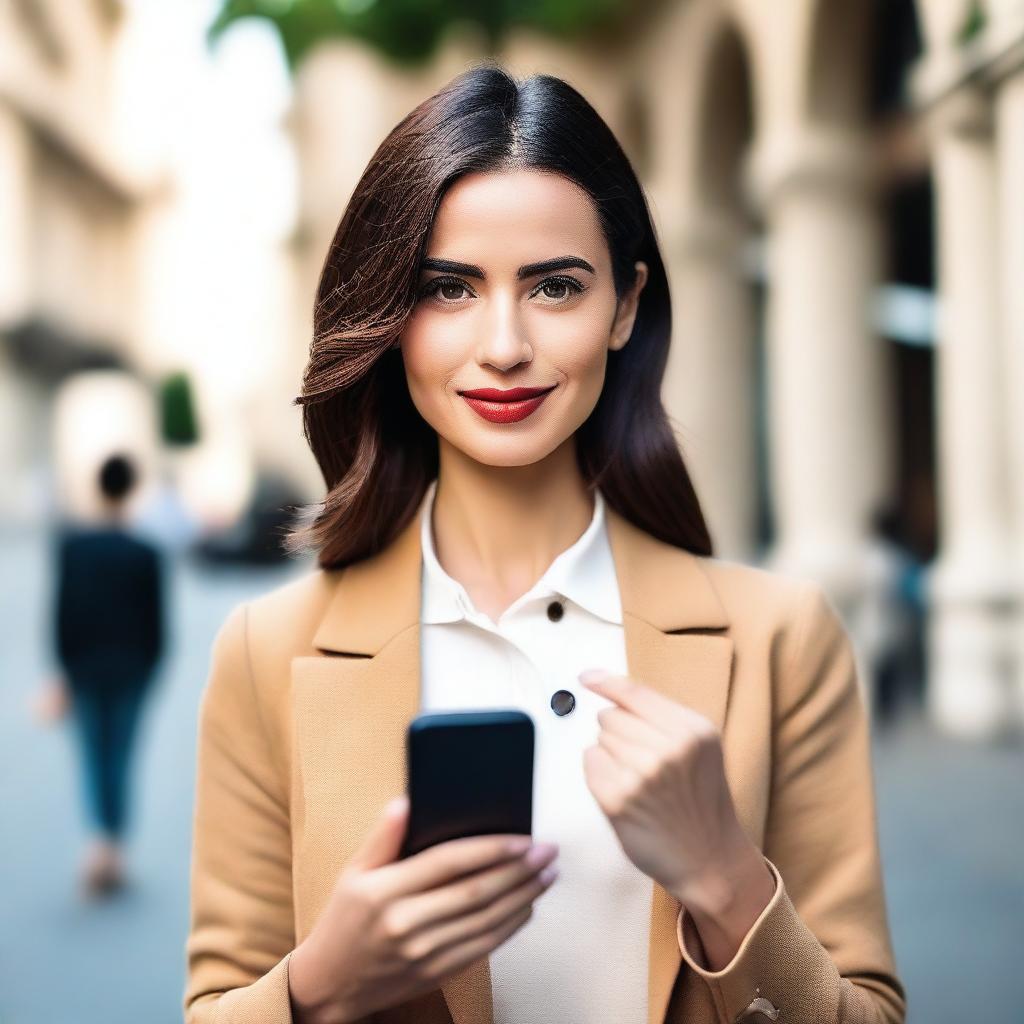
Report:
475,290,532,371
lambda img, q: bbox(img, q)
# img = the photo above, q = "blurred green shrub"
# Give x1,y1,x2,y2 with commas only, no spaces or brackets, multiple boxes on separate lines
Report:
208,0,632,68
160,371,200,446
956,0,986,45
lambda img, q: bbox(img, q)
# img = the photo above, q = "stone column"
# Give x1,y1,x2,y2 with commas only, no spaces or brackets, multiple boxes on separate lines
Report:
749,129,891,621
924,85,1017,739
0,103,32,324
660,211,759,563
0,102,36,525
986,7,1024,728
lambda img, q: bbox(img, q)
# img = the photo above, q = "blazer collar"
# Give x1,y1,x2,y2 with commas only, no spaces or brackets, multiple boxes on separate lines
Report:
312,491,729,655
299,492,733,1024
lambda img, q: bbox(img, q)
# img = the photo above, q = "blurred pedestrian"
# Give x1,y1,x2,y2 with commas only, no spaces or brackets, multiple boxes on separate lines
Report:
857,505,925,726
42,452,167,899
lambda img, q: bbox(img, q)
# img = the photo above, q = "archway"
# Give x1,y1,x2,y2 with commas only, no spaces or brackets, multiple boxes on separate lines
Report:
660,11,764,563
792,0,932,717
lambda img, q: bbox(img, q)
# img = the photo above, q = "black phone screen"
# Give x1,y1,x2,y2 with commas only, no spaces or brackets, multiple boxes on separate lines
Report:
399,709,535,859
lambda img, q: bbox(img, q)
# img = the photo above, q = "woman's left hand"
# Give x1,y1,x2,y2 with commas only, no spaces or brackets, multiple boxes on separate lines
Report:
579,668,768,913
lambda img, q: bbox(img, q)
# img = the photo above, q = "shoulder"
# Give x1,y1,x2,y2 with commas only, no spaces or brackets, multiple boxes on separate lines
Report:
123,533,162,563
208,566,337,688
695,555,856,707
242,565,339,664
206,566,340,759
694,555,849,668
694,555,827,626
217,567,343,728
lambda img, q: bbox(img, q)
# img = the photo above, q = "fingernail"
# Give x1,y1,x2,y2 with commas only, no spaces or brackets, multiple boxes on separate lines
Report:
526,842,558,867
539,864,560,886
578,668,610,685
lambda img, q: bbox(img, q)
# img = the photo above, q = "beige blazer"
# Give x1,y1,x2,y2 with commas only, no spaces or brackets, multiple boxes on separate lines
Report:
183,499,906,1024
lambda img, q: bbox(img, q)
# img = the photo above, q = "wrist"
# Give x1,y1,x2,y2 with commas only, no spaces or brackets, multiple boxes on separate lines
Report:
674,836,769,916
675,847,776,973
288,941,351,1024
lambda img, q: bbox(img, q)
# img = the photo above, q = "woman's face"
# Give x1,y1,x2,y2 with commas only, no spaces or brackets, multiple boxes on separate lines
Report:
397,168,647,468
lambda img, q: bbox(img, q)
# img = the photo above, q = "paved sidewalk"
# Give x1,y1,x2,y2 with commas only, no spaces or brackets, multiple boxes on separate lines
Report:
0,529,1019,1024
0,530,309,1024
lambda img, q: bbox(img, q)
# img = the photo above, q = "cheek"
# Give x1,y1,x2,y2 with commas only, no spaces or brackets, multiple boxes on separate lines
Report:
548,312,612,395
557,332,608,377
399,318,459,407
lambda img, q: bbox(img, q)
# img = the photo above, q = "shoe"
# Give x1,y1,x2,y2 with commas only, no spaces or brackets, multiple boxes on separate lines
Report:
79,841,127,900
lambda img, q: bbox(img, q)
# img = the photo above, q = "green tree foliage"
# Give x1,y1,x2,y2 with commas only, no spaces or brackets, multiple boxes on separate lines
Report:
956,0,986,46
159,371,200,446
208,0,631,68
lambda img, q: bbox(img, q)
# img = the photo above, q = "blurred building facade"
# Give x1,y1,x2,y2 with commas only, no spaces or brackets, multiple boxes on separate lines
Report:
1,0,1021,740
0,0,307,539
285,0,1024,740
0,0,151,519
913,0,1024,742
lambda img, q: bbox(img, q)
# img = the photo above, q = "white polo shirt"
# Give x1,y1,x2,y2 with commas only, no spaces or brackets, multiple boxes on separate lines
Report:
418,479,651,1024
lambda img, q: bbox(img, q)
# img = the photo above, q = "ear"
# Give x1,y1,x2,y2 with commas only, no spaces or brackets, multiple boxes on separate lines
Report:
609,261,648,352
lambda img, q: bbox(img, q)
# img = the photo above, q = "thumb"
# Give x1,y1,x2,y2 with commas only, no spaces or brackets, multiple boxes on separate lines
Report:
349,795,410,871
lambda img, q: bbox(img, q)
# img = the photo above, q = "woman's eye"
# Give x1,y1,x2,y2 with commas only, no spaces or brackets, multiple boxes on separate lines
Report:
535,276,585,302
418,274,586,305
419,277,471,303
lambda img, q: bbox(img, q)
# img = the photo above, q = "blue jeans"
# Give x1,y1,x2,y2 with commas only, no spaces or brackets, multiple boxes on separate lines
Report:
69,685,148,840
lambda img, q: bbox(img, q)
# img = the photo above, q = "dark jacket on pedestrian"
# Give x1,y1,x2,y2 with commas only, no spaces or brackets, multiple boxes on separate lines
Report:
54,524,166,694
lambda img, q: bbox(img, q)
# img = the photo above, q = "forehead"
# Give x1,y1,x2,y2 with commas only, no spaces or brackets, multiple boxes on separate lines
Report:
425,169,606,263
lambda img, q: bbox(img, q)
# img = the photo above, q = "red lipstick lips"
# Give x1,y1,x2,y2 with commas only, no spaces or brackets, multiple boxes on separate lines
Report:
458,384,557,424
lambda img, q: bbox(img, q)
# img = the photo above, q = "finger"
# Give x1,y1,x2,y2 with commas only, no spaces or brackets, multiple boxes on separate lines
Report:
583,742,635,800
430,865,555,949
348,796,410,871
397,862,556,964
375,832,532,898
597,704,671,751
597,727,661,780
421,902,535,983
582,674,702,735
393,843,557,934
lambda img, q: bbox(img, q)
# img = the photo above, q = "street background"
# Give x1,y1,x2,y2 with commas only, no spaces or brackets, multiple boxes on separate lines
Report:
2,0,1023,1021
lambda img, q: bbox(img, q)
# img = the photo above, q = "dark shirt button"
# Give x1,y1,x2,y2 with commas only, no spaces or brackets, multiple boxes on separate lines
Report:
550,689,576,716
546,600,564,622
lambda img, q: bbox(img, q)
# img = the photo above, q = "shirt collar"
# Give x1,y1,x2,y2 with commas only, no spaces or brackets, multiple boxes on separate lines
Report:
419,479,623,626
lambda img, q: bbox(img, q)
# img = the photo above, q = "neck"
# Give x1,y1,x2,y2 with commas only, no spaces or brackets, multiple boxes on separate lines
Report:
431,436,595,615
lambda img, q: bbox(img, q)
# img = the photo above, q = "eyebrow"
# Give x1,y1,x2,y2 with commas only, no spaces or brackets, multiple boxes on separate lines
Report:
418,255,596,280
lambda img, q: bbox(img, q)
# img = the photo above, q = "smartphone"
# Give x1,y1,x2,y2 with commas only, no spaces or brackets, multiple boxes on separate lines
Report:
399,709,535,859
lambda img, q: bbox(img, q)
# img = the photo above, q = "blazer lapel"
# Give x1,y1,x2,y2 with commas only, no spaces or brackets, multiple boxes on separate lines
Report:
291,496,734,1024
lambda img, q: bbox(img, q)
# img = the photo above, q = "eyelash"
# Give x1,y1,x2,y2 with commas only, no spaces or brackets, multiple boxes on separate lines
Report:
417,274,588,305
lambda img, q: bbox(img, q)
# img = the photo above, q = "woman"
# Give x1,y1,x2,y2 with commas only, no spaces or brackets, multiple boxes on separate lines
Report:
183,64,905,1024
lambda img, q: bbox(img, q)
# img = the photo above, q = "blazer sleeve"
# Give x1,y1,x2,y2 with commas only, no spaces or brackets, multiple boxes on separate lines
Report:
183,602,297,1023
674,581,907,1024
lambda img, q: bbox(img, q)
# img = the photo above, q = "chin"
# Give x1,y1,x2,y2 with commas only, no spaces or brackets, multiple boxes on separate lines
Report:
457,437,566,469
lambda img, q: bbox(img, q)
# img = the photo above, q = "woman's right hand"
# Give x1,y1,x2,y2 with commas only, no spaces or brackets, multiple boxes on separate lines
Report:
287,795,560,1024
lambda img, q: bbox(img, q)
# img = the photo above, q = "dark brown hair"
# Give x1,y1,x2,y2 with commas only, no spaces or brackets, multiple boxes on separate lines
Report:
284,61,712,569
